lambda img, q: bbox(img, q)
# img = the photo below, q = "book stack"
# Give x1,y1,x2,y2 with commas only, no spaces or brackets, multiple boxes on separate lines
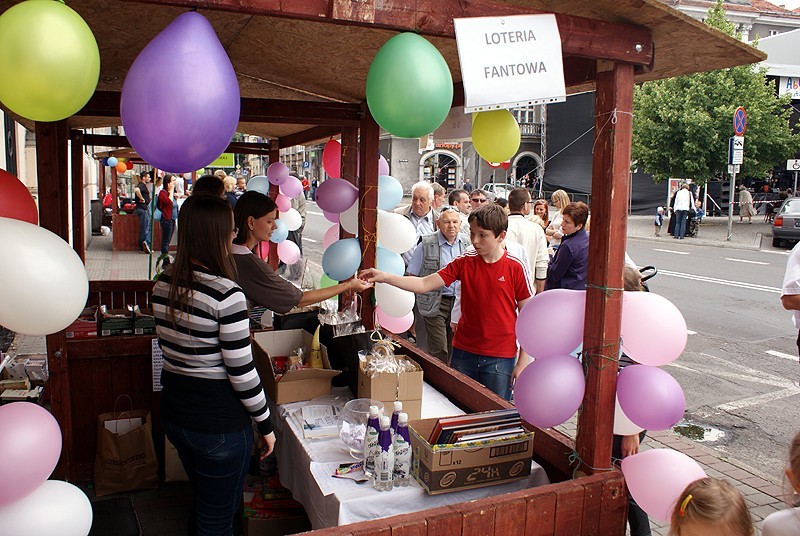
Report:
428,409,525,445
299,404,341,439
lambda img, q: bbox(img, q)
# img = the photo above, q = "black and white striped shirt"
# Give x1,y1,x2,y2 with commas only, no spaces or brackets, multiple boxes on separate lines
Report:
153,267,273,436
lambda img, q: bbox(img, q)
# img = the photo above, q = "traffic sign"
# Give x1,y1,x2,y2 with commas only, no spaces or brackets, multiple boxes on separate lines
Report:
728,164,740,174
728,136,744,165
787,159,800,171
733,106,747,136
302,161,310,169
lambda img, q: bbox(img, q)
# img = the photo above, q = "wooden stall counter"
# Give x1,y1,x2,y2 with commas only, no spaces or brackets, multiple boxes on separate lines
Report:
112,213,162,252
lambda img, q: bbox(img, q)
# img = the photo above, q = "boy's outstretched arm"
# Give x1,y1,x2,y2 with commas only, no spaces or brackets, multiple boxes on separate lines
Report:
359,268,445,294
512,297,532,386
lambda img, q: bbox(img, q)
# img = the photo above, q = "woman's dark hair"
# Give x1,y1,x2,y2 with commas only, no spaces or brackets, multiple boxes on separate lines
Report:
163,174,174,187
233,191,277,246
166,195,237,324
562,201,590,228
192,174,225,197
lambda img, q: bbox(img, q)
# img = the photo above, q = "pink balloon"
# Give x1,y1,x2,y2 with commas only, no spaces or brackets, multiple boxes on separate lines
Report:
0,402,63,506
516,289,586,359
617,365,685,431
267,162,289,185
280,176,303,199
322,139,341,179
323,224,340,250
376,306,414,334
323,209,340,224
378,154,390,176
277,240,301,264
275,193,291,213
514,355,585,428
257,241,271,260
621,449,706,522
315,178,359,214
621,292,687,366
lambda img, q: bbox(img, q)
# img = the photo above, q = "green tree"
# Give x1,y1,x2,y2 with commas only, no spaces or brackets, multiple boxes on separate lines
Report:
631,0,798,184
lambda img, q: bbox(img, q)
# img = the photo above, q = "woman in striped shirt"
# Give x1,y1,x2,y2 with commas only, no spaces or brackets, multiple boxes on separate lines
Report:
153,194,274,536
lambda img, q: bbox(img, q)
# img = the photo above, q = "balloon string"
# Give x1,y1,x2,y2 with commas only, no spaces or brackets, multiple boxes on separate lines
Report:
585,283,624,298
358,185,379,265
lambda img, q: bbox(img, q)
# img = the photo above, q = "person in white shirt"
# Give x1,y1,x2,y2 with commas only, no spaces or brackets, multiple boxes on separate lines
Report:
506,188,548,293
781,241,800,360
448,188,471,237
672,183,693,240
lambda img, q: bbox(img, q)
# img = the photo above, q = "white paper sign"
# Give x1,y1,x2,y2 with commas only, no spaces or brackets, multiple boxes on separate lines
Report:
454,14,566,112
152,337,163,392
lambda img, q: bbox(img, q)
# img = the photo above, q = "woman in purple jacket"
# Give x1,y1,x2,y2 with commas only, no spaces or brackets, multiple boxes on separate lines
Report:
545,202,590,290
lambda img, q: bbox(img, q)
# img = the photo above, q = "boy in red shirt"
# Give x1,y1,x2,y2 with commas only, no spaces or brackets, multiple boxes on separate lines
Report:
360,204,532,400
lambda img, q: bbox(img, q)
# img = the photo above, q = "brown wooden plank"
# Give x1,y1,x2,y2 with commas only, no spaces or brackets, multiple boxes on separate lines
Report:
110,356,134,405
129,353,153,410
47,331,73,479
68,358,96,469
70,129,85,263
597,472,628,535
425,508,462,536
280,126,342,149
526,491,557,536
35,120,70,240
494,497,526,534
126,0,653,65
357,106,379,329
576,62,634,475
391,520,427,536
459,503,495,536
352,528,390,536
553,484,585,535
89,280,155,294
579,477,604,535
267,146,280,270
337,126,358,312
83,130,272,155
66,336,155,360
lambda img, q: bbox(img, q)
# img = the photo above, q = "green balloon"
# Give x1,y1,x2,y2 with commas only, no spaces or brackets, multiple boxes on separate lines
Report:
366,33,453,139
0,0,100,122
320,274,338,289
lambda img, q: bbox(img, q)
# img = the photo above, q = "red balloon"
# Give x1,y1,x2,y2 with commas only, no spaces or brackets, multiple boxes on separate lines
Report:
126,161,134,170
0,169,38,224
322,139,341,179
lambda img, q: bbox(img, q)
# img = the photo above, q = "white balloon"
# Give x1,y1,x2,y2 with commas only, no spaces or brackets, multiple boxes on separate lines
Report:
374,283,415,317
0,480,92,536
377,210,417,254
613,395,644,436
0,218,88,335
279,208,303,232
277,240,301,264
340,199,359,235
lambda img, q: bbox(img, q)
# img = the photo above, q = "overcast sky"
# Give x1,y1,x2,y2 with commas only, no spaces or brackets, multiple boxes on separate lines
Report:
777,0,800,9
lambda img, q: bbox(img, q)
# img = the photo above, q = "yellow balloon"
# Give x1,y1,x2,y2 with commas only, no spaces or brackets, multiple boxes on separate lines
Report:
0,0,100,122
471,110,521,164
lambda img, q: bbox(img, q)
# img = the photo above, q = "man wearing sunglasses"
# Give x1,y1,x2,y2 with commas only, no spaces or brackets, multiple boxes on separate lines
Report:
470,189,490,208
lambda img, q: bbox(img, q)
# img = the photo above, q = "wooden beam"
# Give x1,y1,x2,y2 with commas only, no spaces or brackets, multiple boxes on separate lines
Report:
71,130,86,263
576,62,634,475
358,106,379,329
36,121,70,240
83,132,272,155
127,0,653,66
279,126,341,149
338,126,359,311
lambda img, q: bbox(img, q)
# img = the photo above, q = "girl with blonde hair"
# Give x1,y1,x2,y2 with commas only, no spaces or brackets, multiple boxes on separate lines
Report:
669,477,753,536
545,189,571,249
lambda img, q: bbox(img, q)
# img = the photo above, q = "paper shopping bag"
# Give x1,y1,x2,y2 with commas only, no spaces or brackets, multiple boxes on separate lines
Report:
93,409,159,496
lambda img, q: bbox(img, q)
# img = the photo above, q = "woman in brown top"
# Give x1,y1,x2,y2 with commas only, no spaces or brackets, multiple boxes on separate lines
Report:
232,191,371,313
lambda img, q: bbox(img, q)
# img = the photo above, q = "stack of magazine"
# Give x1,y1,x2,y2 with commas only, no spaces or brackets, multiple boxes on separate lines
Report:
297,404,341,439
428,409,525,445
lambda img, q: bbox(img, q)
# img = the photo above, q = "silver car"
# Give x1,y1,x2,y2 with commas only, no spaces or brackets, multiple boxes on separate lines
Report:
772,198,800,247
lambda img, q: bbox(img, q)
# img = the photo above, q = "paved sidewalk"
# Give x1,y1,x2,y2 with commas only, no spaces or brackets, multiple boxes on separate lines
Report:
626,214,774,251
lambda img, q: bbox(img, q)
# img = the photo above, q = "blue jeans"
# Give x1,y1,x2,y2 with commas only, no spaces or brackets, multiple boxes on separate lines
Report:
450,348,516,400
135,207,151,249
160,219,174,255
164,421,251,536
674,210,688,239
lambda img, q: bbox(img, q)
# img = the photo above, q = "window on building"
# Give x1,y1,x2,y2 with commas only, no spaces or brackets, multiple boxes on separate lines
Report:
769,30,780,36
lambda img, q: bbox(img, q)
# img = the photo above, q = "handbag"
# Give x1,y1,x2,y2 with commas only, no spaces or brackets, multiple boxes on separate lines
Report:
93,396,159,496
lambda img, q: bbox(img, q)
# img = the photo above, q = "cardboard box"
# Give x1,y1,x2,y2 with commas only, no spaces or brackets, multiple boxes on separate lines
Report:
99,307,133,337
252,330,338,405
133,306,156,336
409,417,534,494
358,356,423,420
65,306,99,339
243,475,310,536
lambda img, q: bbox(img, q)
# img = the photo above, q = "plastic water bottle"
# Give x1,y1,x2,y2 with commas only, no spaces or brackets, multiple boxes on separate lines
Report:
373,416,394,491
393,412,411,487
363,405,381,477
390,401,402,435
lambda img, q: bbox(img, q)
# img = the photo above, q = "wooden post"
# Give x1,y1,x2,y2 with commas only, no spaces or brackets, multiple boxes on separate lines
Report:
111,167,119,215
35,120,74,479
71,130,86,263
267,145,280,270
339,127,359,310
576,61,634,474
358,108,379,329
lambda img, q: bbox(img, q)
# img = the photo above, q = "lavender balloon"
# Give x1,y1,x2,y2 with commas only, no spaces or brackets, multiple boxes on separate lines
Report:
315,178,359,213
267,162,289,186
121,12,240,172
617,365,686,431
515,289,586,359
514,355,585,428
378,154,390,176
280,176,303,199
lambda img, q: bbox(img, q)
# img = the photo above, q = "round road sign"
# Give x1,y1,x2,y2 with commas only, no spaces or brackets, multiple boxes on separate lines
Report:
733,107,747,136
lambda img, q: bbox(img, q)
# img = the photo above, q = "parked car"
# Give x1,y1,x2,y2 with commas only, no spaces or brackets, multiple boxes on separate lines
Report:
482,182,512,200
772,198,800,247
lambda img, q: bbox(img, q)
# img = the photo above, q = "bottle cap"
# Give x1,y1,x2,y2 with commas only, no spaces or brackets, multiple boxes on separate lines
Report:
379,416,391,428
369,405,379,416
398,412,408,424
394,400,403,411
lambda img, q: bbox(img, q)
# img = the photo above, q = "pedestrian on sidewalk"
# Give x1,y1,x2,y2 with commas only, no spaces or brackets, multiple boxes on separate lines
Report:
673,184,693,239
654,206,664,237
739,185,755,224
762,431,800,535
669,477,753,536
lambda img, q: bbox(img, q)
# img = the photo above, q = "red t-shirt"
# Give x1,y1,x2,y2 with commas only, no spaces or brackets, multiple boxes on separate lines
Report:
438,250,532,358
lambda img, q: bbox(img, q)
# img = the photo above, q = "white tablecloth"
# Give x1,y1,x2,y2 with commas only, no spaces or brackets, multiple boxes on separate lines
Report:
272,383,550,529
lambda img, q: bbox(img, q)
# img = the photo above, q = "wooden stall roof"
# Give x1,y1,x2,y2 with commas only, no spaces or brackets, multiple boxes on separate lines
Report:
0,0,763,141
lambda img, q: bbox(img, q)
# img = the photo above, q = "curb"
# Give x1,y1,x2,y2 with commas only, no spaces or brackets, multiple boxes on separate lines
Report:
627,234,763,251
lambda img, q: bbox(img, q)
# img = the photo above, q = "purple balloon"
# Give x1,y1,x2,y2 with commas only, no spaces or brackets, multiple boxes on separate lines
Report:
121,12,239,173
267,162,289,185
378,154,390,176
514,355,585,428
280,176,303,199
617,365,686,431
323,209,340,224
315,178,359,213
0,402,63,506
516,289,586,359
